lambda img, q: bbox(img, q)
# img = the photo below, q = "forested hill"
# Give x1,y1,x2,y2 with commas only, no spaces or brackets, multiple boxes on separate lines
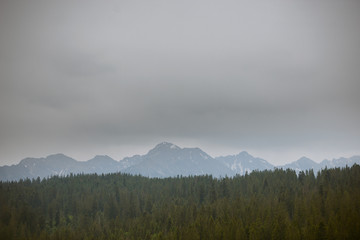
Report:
1,165,360,239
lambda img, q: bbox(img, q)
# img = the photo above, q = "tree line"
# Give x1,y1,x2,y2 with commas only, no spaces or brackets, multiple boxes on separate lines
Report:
0,165,359,239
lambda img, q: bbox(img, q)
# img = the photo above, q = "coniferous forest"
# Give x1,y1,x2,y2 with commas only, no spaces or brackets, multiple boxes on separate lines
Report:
1,165,360,240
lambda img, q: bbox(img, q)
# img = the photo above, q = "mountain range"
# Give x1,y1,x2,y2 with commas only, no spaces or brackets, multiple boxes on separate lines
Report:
1,142,359,181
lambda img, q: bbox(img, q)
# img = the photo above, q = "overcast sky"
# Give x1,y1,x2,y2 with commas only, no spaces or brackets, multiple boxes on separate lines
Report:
1,0,360,166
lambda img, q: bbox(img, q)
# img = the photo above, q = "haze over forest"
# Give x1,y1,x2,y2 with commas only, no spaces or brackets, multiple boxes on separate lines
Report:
1,0,360,166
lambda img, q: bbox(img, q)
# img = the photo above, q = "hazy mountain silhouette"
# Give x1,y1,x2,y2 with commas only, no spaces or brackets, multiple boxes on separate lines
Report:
123,142,233,177
1,142,359,181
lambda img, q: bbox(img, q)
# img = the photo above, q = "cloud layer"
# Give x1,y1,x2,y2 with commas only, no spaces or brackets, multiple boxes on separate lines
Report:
1,0,360,165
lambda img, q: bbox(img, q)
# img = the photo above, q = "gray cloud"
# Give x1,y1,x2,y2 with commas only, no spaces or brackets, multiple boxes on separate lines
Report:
1,0,360,165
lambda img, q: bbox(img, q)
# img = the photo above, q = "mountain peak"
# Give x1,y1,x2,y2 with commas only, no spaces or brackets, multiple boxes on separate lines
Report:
153,142,181,151
146,142,181,156
297,156,314,163
93,155,112,159
46,153,69,159
88,155,116,162
237,151,250,157
279,156,319,173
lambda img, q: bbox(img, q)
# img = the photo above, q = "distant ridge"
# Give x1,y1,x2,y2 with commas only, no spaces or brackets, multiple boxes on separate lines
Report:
216,151,274,175
1,142,359,181
279,157,320,173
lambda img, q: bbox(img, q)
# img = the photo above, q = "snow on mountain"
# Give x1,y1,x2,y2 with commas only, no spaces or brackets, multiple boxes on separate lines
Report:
216,151,274,175
320,155,360,169
0,154,81,181
278,156,360,173
279,157,320,173
123,142,233,178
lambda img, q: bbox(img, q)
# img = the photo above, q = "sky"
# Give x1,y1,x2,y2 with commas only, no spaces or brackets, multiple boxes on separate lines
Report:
0,0,360,166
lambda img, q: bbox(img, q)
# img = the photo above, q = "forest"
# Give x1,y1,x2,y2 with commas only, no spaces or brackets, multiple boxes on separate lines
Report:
1,165,360,240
